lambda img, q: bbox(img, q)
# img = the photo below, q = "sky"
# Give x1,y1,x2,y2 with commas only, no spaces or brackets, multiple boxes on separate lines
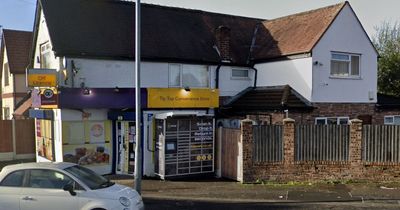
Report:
0,0,399,39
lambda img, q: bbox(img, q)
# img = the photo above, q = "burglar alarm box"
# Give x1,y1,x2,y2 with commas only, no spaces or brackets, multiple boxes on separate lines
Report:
155,114,214,179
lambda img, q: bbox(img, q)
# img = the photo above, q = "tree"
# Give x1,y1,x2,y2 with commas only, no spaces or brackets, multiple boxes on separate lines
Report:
373,21,400,96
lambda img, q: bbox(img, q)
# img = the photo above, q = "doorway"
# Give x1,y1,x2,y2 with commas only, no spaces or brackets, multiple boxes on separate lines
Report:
115,121,136,174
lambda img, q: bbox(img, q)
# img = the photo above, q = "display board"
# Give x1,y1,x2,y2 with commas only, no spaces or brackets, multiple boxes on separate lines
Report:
36,119,54,161
155,116,214,178
62,121,112,174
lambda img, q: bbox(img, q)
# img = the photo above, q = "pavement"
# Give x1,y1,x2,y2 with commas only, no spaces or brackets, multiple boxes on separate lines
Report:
109,176,400,205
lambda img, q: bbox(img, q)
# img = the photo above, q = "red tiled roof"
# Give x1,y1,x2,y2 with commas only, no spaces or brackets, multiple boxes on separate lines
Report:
253,2,346,60
3,29,33,74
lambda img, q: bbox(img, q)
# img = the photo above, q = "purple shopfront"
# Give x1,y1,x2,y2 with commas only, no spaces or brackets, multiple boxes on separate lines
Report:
30,88,147,175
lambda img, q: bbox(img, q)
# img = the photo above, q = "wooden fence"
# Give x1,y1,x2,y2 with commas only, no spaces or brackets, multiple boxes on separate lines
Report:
295,125,350,162
253,125,283,162
363,125,400,163
0,119,35,160
219,128,241,181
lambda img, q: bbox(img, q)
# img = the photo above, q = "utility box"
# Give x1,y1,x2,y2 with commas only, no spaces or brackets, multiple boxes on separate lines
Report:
155,114,214,179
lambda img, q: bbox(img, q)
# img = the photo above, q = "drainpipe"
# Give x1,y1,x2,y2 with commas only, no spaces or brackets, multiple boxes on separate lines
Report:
215,64,222,89
250,66,258,88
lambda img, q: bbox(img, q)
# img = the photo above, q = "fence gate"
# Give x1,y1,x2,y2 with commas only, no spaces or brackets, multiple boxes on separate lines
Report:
220,128,241,180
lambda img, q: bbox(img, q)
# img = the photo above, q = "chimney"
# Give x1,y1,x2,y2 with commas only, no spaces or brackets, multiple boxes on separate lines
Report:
215,25,231,62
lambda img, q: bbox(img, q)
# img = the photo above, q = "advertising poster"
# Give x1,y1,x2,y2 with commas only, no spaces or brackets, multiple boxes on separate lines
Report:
89,122,105,143
36,119,54,161
62,120,112,174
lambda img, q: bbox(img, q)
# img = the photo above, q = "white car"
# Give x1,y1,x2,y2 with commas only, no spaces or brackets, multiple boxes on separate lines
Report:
0,162,144,210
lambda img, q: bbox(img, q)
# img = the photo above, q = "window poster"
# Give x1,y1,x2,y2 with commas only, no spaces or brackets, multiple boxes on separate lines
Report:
62,121,112,173
89,122,105,143
36,119,54,161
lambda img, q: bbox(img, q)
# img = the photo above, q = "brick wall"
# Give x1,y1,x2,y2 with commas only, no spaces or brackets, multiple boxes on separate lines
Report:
242,103,400,125
240,119,400,183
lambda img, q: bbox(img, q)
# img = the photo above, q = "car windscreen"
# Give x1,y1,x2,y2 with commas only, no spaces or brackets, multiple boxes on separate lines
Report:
64,165,114,190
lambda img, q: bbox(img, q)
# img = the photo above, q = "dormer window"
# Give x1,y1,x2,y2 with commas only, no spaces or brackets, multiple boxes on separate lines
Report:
40,42,52,69
330,52,360,78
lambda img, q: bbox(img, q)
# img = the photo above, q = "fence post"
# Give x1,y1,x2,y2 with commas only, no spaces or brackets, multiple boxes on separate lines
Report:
12,119,17,160
349,119,363,178
240,119,254,183
283,118,295,166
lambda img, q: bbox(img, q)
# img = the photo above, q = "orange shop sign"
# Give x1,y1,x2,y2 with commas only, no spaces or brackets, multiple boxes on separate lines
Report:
28,74,57,87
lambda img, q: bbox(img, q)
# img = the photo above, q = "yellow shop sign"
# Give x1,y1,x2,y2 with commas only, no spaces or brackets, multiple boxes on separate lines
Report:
148,88,219,108
28,74,57,87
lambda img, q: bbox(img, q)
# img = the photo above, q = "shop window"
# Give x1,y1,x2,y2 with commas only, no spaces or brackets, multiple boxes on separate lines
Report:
168,64,209,88
40,42,52,69
384,115,400,125
315,117,349,125
330,52,360,78
3,62,9,86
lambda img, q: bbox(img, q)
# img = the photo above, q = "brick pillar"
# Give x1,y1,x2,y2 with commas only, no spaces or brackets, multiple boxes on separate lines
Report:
240,119,254,183
349,119,363,177
283,118,295,165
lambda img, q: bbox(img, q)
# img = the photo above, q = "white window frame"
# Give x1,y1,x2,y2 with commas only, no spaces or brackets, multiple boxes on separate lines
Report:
168,64,182,88
3,107,10,120
40,42,52,69
168,63,210,88
384,115,400,125
315,117,349,125
231,69,250,80
330,52,360,78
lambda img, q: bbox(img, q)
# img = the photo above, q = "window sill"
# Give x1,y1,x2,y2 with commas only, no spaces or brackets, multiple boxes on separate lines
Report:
329,76,362,80
230,77,251,81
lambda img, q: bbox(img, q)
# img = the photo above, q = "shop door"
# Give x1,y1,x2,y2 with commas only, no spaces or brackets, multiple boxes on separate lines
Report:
115,121,136,174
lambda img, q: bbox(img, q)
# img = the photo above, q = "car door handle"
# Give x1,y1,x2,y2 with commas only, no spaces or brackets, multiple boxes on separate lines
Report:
22,196,35,201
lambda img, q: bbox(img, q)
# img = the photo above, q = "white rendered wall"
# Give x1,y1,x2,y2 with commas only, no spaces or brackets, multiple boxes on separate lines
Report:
210,66,255,97
64,59,169,88
32,11,60,70
255,58,313,101
311,4,378,103
2,47,12,94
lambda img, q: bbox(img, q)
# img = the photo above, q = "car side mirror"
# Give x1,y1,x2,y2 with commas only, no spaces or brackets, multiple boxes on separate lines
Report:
63,184,77,196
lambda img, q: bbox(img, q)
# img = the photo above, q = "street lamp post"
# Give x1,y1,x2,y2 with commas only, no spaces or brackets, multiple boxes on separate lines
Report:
134,0,142,194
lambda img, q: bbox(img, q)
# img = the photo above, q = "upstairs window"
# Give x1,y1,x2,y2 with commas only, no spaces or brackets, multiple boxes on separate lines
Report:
231,69,249,79
40,42,52,69
168,64,209,88
3,62,9,86
330,52,360,77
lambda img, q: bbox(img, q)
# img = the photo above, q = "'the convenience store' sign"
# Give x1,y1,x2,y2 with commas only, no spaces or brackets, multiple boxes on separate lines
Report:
148,88,219,108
